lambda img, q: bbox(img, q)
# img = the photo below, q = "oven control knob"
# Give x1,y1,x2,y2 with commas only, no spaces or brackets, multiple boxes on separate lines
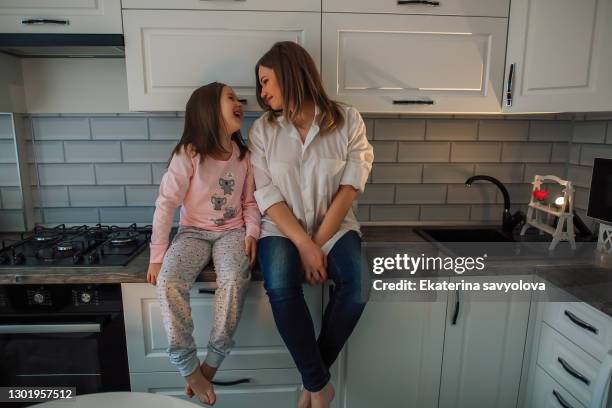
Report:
33,292,45,304
80,292,92,304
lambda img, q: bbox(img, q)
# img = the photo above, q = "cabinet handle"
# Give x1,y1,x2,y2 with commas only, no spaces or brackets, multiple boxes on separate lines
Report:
211,378,251,386
505,63,515,107
557,357,590,385
590,351,612,408
564,310,598,334
392,99,434,105
238,98,248,104
451,290,460,325
198,288,216,295
22,18,70,26
552,390,574,408
397,0,441,5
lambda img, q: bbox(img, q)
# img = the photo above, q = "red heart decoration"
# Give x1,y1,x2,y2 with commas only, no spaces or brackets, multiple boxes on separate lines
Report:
532,189,549,201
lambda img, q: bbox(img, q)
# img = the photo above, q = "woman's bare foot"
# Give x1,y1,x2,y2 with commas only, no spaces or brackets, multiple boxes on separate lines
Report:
311,382,334,408
185,367,216,406
185,362,218,398
297,386,311,408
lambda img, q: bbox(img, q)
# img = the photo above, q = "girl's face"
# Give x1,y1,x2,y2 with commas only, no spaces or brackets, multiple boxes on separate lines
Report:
258,65,282,111
220,86,244,136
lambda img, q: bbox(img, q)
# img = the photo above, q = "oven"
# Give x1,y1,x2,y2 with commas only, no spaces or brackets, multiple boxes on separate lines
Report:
0,284,130,407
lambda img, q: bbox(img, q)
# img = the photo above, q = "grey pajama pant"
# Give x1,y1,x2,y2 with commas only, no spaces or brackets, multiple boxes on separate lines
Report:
157,226,251,377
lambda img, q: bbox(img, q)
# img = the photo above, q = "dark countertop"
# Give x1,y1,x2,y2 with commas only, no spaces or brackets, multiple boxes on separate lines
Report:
2,226,611,317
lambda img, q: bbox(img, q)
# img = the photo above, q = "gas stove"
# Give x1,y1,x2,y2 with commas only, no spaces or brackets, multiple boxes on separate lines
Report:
0,224,151,267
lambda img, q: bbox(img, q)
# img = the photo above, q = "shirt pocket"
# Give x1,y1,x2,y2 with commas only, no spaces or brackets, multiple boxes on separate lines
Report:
317,158,347,196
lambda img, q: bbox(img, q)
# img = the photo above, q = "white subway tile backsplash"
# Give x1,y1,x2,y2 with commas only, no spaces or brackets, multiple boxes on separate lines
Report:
91,117,148,140
69,186,125,207
122,141,175,163
126,185,159,206
0,187,23,209
0,115,13,139
152,163,167,184
38,164,95,185
0,140,16,163
32,186,69,208
395,184,446,204
371,142,397,162
474,164,524,183
501,142,551,163
43,207,99,224
451,142,501,163
420,205,471,221
33,117,90,140
550,143,570,163
607,122,612,144
567,165,593,188
95,164,152,185
364,119,374,141
65,141,121,163
422,164,474,183
398,142,450,162
447,184,497,204
426,120,478,141
28,141,65,163
372,164,422,183
356,205,370,221
99,207,154,223
523,164,566,182
370,205,419,221
529,121,572,141
478,120,529,141
579,144,612,166
0,210,25,231
470,204,505,221
573,187,590,210
569,144,581,165
374,119,425,140
149,117,183,140
573,121,607,144
359,184,395,204
497,183,533,205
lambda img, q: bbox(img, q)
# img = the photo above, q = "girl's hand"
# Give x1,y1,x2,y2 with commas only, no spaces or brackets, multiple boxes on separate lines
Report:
147,263,162,285
296,240,327,285
245,235,257,268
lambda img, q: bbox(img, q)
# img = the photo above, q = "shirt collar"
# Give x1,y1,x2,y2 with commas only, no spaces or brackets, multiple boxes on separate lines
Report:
276,104,320,132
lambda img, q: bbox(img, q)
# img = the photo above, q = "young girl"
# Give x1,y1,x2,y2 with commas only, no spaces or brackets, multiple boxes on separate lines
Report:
146,82,260,406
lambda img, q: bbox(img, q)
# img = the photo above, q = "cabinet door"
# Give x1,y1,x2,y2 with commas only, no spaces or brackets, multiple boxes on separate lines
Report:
323,0,509,17
527,366,586,408
122,0,318,12
122,282,323,372
130,368,302,408
321,13,507,113
335,283,448,408
504,0,612,112
0,0,122,33
439,276,531,408
123,10,320,111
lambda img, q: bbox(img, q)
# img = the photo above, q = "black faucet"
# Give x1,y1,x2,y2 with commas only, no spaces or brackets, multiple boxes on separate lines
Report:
465,175,525,233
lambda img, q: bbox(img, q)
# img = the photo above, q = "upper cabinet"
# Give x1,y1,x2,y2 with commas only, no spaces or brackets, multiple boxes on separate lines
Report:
122,0,319,12
323,0,509,17
123,10,320,111
504,0,612,112
321,13,508,113
0,0,122,33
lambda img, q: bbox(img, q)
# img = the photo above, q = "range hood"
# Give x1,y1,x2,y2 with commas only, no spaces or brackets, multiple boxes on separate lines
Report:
0,34,124,58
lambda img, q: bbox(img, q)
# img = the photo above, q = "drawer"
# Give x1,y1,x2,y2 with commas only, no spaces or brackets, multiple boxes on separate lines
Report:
0,0,122,34
122,282,323,372
130,368,301,407
538,323,600,406
528,366,586,408
542,302,612,362
122,0,319,12
323,0,509,17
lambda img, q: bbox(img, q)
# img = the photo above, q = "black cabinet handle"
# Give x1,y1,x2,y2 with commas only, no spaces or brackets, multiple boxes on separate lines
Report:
397,0,440,5
451,290,460,325
505,63,515,107
558,357,590,385
238,98,248,104
564,310,598,334
552,390,574,408
211,378,251,386
198,288,216,295
392,99,434,105
22,18,70,25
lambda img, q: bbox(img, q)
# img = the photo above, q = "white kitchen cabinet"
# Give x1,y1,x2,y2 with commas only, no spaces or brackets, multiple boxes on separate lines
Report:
121,282,323,373
0,0,122,34
529,366,587,408
130,369,302,408
323,0,509,17
122,0,319,12
321,13,508,113
123,10,320,111
504,0,612,112
438,276,532,408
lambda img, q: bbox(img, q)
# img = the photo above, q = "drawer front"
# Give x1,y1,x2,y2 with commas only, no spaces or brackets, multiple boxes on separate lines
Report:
323,0,509,17
528,366,586,408
123,9,320,111
0,0,122,34
122,282,323,372
321,13,507,113
538,323,600,406
130,368,301,408
542,302,612,362
122,0,319,12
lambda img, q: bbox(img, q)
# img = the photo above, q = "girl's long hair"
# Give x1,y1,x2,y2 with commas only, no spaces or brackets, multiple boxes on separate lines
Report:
169,82,247,164
255,41,344,135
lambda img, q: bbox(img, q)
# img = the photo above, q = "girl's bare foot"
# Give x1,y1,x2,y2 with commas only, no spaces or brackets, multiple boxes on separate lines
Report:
185,367,216,406
186,362,218,398
297,386,311,408
311,382,334,408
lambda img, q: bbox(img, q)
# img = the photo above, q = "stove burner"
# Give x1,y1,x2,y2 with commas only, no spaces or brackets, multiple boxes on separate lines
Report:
56,242,74,252
34,233,61,243
108,231,139,246
36,247,56,261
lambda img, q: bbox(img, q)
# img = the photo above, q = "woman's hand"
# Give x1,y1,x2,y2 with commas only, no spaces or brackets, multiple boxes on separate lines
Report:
147,263,162,285
296,239,327,284
245,235,257,268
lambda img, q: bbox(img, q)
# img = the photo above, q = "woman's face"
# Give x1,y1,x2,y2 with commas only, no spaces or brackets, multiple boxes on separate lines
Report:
258,65,282,111
220,86,244,136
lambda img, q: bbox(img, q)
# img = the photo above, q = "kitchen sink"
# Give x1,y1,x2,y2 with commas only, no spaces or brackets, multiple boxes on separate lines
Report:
415,227,515,243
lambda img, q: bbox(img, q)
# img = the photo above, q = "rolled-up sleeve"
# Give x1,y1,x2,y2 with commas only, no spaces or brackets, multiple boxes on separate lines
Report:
247,120,285,214
340,108,374,192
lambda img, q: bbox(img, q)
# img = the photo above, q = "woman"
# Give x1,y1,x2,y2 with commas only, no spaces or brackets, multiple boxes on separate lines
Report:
248,41,374,408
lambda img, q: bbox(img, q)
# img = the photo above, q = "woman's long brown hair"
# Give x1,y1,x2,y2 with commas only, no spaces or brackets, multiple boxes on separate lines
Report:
255,41,344,135
169,82,247,164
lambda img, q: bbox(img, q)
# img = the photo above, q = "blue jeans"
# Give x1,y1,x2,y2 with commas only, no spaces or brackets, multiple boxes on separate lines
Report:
257,230,368,392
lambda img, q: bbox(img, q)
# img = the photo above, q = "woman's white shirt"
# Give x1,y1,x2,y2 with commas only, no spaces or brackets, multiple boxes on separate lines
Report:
248,105,374,254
